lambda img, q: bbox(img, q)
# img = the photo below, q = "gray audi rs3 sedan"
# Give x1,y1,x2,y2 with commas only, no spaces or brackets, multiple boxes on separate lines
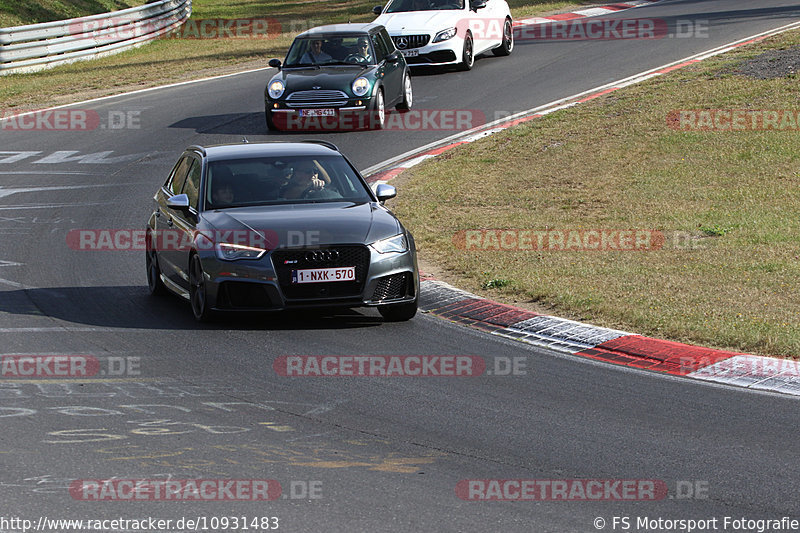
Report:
145,141,419,321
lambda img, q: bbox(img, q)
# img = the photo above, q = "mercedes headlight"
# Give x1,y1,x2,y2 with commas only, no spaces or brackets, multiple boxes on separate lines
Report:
432,27,457,43
370,234,408,254
352,77,370,97
268,80,285,99
216,242,267,261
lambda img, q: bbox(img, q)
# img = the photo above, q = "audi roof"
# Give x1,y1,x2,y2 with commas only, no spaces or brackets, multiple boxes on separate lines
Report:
185,141,341,162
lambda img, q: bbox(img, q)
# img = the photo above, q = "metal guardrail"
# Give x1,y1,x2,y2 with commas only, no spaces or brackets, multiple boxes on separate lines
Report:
0,0,191,75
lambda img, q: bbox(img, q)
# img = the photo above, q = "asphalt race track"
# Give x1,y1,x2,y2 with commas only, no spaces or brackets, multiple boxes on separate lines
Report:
1,1,799,531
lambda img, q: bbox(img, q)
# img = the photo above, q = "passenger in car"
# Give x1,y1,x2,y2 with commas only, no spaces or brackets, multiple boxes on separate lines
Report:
301,39,332,64
212,179,235,206
210,166,236,206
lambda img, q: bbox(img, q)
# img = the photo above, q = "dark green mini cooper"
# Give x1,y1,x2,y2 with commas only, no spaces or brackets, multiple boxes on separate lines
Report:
265,23,412,131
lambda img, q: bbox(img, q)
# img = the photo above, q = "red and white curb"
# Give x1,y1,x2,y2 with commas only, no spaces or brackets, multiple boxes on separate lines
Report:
419,280,800,396
514,0,659,27
365,9,800,396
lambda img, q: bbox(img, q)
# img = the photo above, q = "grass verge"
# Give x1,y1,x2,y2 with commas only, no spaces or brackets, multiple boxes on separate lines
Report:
0,0,596,109
391,29,800,358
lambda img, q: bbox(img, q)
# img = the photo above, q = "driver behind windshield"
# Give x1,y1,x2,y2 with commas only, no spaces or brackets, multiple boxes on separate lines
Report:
300,39,332,64
355,37,372,61
279,162,330,199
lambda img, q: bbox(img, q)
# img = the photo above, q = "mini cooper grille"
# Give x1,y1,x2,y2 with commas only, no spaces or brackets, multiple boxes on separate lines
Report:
271,246,370,300
391,34,430,50
371,273,410,302
286,90,349,108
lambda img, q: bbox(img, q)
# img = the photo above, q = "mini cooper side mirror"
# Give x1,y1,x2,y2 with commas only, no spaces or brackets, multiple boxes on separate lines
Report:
372,5,383,15
268,58,282,69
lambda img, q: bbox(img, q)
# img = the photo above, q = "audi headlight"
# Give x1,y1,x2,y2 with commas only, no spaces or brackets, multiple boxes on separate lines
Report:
268,80,285,99
370,234,408,254
352,77,370,97
432,27,457,43
216,242,267,261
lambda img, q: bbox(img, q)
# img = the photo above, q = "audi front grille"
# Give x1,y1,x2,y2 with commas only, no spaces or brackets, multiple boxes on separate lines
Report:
271,245,371,301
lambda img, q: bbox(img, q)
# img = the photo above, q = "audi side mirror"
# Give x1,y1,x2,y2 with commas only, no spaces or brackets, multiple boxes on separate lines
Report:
375,184,397,202
166,193,190,210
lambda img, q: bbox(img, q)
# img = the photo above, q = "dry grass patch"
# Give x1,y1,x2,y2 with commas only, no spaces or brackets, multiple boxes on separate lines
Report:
392,31,800,357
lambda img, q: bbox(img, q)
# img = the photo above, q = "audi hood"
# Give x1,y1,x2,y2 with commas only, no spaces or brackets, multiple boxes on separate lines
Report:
200,202,403,248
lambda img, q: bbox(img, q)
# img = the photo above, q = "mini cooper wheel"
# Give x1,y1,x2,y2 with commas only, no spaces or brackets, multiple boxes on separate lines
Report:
372,89,386,129
378,298,418,322
493,18,514,56
189,254,213,322
146,244,167,296
458,32,474,71
396,73,413,111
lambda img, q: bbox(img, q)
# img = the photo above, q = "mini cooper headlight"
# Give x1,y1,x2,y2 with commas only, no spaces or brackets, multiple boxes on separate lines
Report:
216,242,267,261
370,234,408,254
432,27,457,43
352,77,370,97
268,80,285,99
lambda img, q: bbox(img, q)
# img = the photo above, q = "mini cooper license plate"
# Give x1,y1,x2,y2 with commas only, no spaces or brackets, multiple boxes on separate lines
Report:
300,108,336,117
292,267,356,284
400,49,418,57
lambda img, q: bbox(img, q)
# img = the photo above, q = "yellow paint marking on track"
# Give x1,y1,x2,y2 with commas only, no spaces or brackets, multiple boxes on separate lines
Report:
96,445,194,461
258,422,295,432
290,456,437,473
369,457,438,473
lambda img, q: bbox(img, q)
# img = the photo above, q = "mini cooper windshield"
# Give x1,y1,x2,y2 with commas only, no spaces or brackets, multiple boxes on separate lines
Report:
206,155,373,210
284,35,377,67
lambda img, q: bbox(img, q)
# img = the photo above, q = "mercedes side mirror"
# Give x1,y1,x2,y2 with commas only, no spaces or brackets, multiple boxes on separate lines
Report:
470,0,487,10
